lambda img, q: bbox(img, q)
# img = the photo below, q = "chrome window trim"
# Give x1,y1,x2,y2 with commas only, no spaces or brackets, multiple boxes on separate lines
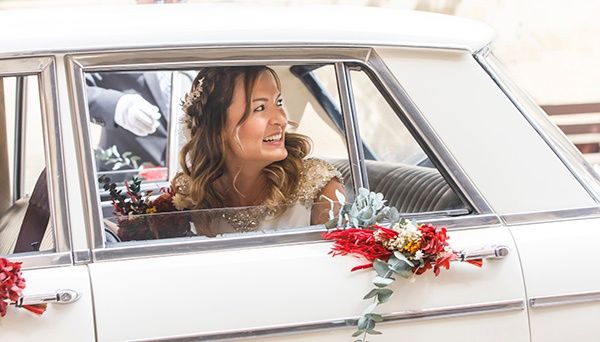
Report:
67,46,499,261
474,50,600,204
0,56,72,270
0,41,476,61
529,290,600,308
501,206,600,226
8,252,72,270
334,62,368,191
93,213,499,262
136,299,524,342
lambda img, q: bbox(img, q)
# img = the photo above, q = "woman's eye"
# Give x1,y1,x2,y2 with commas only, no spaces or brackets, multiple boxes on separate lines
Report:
253,104,265,112
276,98,283,106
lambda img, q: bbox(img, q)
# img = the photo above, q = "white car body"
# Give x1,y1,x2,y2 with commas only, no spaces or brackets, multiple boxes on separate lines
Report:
1,4,599,342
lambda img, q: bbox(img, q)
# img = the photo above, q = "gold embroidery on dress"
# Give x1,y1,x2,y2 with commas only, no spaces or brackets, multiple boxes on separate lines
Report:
173,159,343,232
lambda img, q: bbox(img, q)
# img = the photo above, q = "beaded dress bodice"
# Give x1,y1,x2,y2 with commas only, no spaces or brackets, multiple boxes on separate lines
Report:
171,158,342,236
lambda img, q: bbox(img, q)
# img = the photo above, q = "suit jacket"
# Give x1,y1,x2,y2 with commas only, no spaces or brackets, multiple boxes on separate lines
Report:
86,72,170,170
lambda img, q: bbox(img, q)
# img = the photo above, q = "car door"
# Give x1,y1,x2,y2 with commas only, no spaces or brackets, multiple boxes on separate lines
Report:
69,47,529,341
479,55,600,342
378,45,600,342
0,57,95,341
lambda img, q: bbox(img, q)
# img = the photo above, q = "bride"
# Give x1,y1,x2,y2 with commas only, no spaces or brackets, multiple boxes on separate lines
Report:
171,66,345,236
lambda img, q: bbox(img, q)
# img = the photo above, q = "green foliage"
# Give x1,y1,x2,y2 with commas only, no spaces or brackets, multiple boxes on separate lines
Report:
95,145,141,170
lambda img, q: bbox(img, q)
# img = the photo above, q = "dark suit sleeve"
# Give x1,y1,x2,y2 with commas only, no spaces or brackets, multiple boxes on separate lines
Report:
85,73,125,128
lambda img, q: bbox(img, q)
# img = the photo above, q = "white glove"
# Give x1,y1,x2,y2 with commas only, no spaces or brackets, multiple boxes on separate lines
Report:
114,94,161,136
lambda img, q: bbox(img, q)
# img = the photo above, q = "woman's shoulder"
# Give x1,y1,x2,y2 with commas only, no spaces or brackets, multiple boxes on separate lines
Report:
294,158,344,205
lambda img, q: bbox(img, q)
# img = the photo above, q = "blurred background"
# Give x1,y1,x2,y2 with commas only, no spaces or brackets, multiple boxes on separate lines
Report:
2,0,599,163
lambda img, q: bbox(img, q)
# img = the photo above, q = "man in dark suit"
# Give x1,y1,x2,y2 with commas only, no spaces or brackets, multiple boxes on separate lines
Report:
86,71,171,171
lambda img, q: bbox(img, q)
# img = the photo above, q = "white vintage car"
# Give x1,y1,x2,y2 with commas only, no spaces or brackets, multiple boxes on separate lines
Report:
1,4,599,342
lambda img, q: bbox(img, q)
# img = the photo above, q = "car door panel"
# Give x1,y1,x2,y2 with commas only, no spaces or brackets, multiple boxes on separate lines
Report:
510,218,600,342
88,225,528,341
0,265,95,341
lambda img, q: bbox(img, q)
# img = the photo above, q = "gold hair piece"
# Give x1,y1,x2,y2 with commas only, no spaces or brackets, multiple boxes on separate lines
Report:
181,77,204,113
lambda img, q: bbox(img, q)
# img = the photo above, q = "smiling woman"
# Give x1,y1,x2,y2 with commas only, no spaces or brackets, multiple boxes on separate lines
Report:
171,66,346,236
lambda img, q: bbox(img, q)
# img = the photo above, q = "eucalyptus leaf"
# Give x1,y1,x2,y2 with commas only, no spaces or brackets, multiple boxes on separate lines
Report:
352,329,364,337
366,319,375,331
373,276,394,287
357,187,370,197
373,259,390,277
389,261,413,278
376,288,393,303
324,218,338,229
357,315,368,330
367,329,382,335
363,289,379,300
366,313,384,322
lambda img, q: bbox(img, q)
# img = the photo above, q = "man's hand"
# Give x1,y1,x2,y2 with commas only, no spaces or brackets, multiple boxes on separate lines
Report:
114,94,161,136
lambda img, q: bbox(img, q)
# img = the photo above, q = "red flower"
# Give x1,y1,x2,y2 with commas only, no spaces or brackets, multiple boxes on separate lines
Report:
0,258,47,317
0,258,25,317
322,228,393,271
419,224,449,256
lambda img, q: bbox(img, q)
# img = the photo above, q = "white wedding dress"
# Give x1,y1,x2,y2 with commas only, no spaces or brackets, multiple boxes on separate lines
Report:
172,158,343,237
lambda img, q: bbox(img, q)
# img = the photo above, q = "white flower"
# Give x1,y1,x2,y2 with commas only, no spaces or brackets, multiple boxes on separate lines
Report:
414,250,424,260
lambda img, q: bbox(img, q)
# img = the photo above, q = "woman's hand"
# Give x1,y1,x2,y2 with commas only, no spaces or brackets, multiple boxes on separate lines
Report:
311,177,346,226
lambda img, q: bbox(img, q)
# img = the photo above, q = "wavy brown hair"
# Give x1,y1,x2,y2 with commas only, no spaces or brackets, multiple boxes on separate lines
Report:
179,66,311,209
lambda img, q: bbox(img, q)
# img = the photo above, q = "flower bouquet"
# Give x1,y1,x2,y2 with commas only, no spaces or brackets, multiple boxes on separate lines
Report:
322,188,482,341
99,176,191,241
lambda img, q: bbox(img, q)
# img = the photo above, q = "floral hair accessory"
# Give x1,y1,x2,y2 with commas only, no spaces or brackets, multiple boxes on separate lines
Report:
181,77,204,114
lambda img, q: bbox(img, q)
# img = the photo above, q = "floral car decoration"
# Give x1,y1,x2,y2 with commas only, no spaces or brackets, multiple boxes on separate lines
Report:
322,188,482,341
99,176,191,241
0,258,47,317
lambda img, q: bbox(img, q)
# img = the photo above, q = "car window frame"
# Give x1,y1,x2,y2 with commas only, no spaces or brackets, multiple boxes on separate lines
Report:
67,46,500,263
0,56,72,269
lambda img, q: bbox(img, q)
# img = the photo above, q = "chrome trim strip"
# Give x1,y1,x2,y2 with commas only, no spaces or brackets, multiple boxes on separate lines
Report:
501,206,600,225
70,47,371,70
92,212,501,262
13,252,72,270
365,49,495,215
335,62,367,191
138,299,524,342
39,57,72,257
66,57,103,255
529,291,600,308
73,249,92,264
474,52,600,203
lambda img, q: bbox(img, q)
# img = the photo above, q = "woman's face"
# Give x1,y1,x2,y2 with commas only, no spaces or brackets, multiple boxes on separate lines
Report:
224,70,288,169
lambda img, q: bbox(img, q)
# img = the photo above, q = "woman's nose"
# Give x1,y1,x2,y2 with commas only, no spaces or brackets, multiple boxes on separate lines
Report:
269,107,287,126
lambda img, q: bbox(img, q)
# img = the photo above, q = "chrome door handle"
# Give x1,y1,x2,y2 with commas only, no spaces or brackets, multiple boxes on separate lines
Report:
13,289,80,307
456,245,510,261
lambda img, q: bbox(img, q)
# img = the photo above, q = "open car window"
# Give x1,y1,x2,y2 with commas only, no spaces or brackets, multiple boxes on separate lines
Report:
90,64,353,244
0,75,55,255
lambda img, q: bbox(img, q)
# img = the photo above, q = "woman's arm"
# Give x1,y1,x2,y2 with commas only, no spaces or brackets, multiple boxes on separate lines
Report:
310,177,346,226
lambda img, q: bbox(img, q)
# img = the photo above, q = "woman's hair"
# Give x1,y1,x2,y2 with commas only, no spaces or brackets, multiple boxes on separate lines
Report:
179,66,311,209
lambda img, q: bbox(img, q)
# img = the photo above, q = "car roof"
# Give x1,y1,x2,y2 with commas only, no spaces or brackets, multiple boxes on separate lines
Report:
0,4,494,56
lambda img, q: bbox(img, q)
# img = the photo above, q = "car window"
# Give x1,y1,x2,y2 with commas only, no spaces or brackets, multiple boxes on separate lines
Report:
89,64,354,245
349,66,469,215
0,75,55,255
